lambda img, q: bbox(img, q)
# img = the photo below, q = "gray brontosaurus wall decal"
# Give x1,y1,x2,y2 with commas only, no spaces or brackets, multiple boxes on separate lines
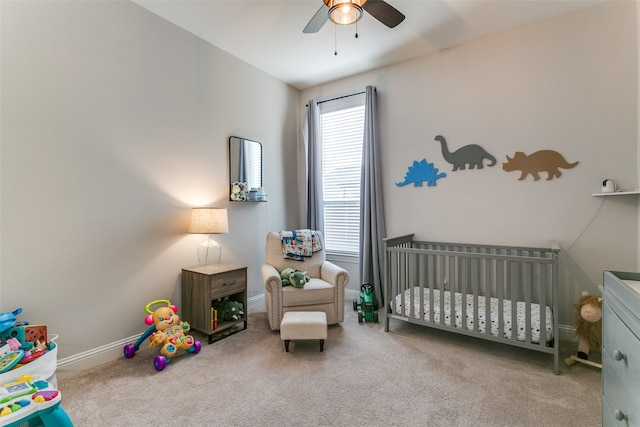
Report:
435,135,496,171
396,159,447,187
502,150,579,181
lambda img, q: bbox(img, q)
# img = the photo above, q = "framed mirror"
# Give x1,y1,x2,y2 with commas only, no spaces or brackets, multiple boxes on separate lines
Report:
229,136,264,201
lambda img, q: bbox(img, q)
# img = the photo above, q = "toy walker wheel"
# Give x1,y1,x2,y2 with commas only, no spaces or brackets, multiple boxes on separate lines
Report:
153,355,167,371
189,340,202,355
373,311,379,323
123,343,136,359
358,312,363,323
352,299,358,311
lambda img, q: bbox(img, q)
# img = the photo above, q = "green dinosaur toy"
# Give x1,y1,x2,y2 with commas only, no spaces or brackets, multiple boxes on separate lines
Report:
279,268,310,288
220,301,245,321
288,270,309,288
280,268,296,287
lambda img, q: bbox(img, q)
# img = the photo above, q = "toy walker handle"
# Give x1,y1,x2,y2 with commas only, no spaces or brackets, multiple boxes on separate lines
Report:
144,299,179,314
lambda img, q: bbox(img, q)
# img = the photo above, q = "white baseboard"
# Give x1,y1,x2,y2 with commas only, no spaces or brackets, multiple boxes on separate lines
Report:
345,288,359,301
558,324,577,343
247,289,360,308
56,334,143,379
247,294,264,310
56,291,577,378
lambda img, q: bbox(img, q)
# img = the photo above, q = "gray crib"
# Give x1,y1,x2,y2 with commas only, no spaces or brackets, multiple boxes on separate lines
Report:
384,234,560,374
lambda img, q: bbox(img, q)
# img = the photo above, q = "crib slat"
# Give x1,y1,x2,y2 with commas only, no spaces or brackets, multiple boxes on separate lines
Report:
540,260,549,348
446,253,453,327
524,260,532,344
472,254,480,334
429,244,436,325
498,258,505,340
485,257,492,338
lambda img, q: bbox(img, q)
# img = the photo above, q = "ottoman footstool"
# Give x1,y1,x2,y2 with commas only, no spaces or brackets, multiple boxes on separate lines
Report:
280,311,327,352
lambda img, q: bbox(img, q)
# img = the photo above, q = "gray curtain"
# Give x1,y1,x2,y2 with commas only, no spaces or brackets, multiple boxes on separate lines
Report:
359,86,386,307
303,99,324,231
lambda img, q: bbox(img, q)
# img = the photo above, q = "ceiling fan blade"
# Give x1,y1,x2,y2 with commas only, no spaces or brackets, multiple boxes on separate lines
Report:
303,4,330,33
362,0,405,28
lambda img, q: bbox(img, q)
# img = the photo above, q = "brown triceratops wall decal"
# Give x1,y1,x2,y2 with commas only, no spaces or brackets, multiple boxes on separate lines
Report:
502,150,579,181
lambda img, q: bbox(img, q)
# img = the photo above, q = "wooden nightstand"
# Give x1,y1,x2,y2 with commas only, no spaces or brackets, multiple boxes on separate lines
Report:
181,263,248,344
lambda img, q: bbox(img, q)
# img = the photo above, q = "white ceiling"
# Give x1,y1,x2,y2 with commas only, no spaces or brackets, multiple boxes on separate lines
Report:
133,0,606,90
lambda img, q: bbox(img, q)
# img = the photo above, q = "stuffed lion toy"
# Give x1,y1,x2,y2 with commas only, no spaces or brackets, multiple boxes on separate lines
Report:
573,291,602,360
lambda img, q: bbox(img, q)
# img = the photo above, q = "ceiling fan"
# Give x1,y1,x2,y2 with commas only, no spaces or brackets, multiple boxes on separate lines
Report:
303,0,405,34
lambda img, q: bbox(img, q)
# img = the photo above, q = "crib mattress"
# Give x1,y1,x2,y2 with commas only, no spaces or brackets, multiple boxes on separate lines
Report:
394,287,553,344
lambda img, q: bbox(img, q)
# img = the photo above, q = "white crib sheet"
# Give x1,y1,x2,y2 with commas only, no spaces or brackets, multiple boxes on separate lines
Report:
394,287,553,344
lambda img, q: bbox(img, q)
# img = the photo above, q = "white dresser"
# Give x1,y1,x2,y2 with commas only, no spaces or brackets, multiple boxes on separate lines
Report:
602,270,640,426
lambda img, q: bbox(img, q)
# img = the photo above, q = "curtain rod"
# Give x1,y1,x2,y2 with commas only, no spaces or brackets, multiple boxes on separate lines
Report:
318,91,365,104
306,90,367,107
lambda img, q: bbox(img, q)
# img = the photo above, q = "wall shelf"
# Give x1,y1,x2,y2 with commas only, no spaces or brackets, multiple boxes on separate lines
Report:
592,190,640,197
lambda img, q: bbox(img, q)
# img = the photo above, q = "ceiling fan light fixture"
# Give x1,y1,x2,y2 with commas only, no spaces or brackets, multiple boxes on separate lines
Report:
324,0,366,26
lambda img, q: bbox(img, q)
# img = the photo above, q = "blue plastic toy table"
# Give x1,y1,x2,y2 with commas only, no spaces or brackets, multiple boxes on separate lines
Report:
0,377,72,427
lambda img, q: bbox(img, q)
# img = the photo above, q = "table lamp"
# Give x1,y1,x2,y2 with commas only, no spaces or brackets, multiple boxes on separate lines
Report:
189,207,229,265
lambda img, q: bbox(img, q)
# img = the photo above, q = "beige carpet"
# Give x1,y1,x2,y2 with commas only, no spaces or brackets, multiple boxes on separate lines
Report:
58,305,601,426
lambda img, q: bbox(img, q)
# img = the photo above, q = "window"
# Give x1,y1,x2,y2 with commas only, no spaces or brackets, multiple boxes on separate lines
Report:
319,94,365,256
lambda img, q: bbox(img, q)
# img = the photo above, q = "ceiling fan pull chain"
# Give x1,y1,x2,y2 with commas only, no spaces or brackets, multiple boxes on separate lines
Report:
355,21,359,39
334,23,338,55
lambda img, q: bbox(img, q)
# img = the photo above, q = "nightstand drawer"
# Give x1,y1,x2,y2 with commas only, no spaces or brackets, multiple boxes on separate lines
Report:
210,270,246,299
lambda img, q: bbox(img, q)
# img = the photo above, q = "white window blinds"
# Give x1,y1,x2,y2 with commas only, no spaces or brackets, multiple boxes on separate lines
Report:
319,94,365,255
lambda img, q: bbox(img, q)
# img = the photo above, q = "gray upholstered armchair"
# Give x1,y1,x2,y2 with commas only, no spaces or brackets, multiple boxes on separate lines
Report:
261,231,349,330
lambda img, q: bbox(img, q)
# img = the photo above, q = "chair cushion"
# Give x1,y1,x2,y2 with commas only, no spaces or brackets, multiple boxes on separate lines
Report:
282,278,335,307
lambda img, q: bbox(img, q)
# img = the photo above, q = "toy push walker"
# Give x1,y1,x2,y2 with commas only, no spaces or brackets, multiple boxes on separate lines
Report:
123,300,201,371
353,283,379,323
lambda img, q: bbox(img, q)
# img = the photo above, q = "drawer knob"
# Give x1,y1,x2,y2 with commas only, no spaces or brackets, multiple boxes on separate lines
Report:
223,280,237,287
614,409,627,421
613,350,626,362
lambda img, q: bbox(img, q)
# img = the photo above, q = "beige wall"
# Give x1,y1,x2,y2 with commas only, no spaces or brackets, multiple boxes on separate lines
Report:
302,1,639,326
1,0,638,373
1,0,299,367
637,0,640,266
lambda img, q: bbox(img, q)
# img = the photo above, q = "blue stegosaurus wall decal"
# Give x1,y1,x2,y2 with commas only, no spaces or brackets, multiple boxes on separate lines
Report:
396,159,447,187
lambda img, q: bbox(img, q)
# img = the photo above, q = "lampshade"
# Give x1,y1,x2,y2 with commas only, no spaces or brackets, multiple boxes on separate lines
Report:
189,208,229,234
324,0,365,25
